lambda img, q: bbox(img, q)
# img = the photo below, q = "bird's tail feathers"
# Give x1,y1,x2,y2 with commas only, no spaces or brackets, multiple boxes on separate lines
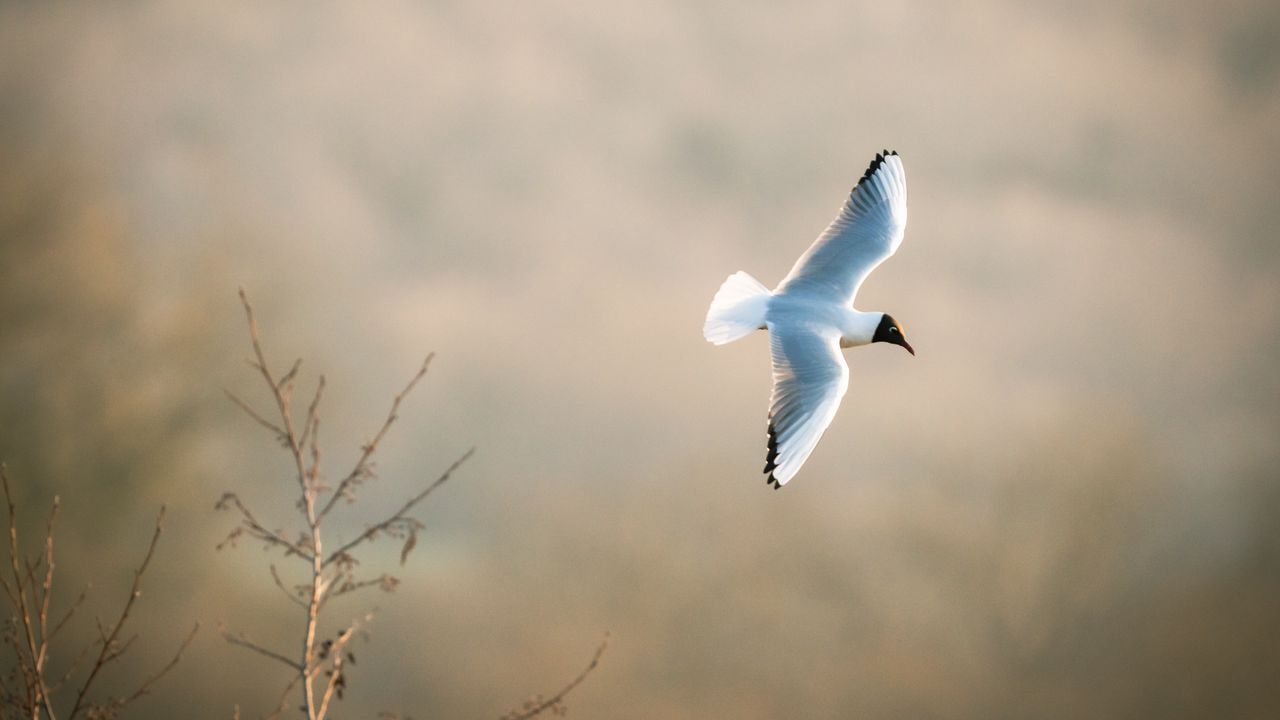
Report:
703,271,771,345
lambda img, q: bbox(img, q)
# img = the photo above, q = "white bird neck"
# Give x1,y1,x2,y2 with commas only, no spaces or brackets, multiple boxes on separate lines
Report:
839,310,884,348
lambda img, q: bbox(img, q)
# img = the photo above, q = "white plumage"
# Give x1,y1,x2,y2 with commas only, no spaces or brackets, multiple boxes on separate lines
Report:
704,150,913,488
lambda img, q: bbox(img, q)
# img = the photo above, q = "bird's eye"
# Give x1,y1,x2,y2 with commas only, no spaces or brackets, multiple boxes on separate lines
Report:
890,327,898,333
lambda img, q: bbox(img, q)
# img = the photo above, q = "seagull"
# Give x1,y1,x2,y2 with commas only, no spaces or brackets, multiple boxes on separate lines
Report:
703,150,914,489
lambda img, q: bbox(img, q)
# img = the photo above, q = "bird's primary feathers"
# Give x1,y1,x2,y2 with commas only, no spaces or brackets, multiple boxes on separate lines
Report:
703,150,913,488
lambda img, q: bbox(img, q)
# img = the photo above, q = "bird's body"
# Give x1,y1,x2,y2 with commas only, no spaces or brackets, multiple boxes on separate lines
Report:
703,150,914,488
765,295,881,348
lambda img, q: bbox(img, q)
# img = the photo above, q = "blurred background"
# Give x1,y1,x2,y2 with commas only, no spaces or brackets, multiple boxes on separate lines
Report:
2,0,1278,717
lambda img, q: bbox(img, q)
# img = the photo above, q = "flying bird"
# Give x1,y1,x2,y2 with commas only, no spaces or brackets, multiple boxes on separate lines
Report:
703,150,914,488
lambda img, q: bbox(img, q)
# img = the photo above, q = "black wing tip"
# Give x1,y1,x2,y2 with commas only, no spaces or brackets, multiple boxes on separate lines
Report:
854,149,900,190
764,420,783,489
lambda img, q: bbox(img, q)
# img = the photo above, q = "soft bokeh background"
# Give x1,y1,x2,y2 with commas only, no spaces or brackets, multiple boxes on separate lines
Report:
3,0,1279,717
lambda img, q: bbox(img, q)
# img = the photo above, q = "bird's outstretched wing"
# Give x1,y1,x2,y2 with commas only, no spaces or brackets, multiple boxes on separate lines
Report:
775,151,908,305
763,324,849,488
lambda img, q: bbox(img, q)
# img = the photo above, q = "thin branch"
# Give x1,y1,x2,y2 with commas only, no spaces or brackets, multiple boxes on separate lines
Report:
36,496,59,675
0,671,17,712
48,634,97,693
269,565,307,608
237,289,310,497
4,631,39,712
101,632,139,666
48,587,88,643
320,574,399,609
21,555,47,624
500,634,610,720
0,558,16,607
312,618,365,720
306,417,323,492
302,537,324,720
116,622,201,709
223,632,304,671
224,390,288,444
1,629,39,713
215,493,312,561
317,354,435,522
322,447,474,568
67,506,166,720
2,464,59,720
297,376,326,457
262,673,303,720
277,359,302,397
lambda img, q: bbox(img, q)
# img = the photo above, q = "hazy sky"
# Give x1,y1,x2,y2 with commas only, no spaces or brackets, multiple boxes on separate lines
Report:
2,1,1278,718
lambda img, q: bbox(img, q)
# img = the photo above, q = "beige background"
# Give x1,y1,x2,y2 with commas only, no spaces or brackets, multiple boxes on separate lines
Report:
2,1,1278,717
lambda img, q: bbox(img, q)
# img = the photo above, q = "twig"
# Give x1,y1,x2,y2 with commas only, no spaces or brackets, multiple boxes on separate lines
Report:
67,506,166,720
37,497,58,674
269,564,307,608
47,635,97,693
262,673,303,720
277,359,302,397
317,354,434,522
223,633,303,671
100,632,138,666
0,559,16,607
224,390,288,444
3,464,59,720
116,621,201,707
238,289,310,496
298,376,326,459
215,493,312,561
500,634,610,720
47,586,88,643
4,629,40,712
322,447,474,568
320,574,398,609
312,617,367,720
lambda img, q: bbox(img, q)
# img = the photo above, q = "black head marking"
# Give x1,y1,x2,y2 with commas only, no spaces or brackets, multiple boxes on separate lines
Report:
872,313,915,355
872,313,898,342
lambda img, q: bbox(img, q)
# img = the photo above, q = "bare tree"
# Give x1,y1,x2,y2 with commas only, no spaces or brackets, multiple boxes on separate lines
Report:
220,291,604,720
0,466,198,720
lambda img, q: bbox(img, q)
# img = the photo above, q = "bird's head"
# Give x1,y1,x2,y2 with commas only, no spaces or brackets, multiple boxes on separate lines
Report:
872,313,914,356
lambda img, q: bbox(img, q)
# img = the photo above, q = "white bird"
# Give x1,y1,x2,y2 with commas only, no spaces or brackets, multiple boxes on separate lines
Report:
703,150,914,489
